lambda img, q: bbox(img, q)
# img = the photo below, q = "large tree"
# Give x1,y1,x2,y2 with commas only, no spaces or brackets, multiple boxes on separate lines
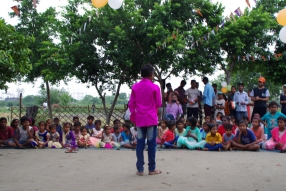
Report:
11,0,71,118
0,18,32,90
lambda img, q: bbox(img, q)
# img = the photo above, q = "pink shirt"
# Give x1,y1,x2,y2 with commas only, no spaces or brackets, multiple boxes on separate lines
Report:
129,78,162,127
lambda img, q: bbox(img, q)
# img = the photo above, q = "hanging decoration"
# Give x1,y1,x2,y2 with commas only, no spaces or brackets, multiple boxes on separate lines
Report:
11,6,20,17
91,0,108,8
108,0,123,10
277,9,286,26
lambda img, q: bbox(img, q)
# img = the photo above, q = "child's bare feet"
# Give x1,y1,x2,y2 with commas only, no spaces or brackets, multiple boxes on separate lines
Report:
148,170,161,175
230,147,233,151
203,148,209,151
219,148,221,151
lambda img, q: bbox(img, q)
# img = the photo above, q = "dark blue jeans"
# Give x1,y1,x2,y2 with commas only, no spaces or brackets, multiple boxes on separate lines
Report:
164,136,179,148
205,143,223,151
136,126,157,173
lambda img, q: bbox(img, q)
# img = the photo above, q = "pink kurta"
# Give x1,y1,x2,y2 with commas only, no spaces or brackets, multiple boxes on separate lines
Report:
264,127,286,150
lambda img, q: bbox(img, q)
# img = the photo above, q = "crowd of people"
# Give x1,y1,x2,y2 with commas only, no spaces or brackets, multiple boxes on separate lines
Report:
1,75,286,153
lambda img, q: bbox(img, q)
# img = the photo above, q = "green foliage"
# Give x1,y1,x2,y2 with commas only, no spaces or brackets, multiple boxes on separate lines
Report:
0,18,32,90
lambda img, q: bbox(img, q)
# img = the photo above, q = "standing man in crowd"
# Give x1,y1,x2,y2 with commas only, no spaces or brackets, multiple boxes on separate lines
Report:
250,77,270,119
228,86,237,118
185,80,200,119
233,82,249,120
129,64,162,176
175,80,187,117
202,77,215,117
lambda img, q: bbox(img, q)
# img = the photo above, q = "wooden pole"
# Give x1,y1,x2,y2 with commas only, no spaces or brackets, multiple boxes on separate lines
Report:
19,93,22,118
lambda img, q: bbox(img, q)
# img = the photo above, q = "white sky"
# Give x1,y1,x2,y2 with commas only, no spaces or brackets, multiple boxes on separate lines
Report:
0,0,250,100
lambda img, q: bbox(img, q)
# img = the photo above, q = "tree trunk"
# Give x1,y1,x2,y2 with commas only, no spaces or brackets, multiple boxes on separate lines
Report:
222,62,234,85
106,80,123,125
45,80,52,119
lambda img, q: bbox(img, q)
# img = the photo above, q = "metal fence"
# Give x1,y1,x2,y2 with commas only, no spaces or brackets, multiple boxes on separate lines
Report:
10,106,126,126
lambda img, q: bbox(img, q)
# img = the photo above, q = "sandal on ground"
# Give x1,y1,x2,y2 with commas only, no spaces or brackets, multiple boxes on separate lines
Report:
136,172,144,176
148,170,162,175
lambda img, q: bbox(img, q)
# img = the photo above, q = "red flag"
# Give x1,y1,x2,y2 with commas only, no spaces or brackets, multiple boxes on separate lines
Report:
11,6,20,16
196,9,203,17
246,0,251,7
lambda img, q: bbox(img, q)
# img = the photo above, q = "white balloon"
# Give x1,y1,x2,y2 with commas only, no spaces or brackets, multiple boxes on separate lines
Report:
108,0,123,10
279,26,286,43
221,81,227,87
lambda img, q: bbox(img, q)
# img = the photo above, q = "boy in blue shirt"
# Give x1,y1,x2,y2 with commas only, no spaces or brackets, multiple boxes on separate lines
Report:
261,101,286,139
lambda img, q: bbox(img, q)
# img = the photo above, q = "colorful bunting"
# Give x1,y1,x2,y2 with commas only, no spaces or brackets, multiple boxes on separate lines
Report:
234,8,241,17
11,6,20,17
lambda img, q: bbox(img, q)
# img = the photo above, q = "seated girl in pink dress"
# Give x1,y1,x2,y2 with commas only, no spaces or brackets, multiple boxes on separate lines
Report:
78,126,92,148
89,121,103,148
100,126,118,148
156,120,168,144
264,116,286,152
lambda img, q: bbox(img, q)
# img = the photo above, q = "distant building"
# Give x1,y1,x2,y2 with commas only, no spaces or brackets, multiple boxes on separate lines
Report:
5,98,19,102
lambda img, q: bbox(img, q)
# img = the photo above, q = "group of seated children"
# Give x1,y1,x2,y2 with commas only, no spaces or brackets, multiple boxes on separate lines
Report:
1,101,286,153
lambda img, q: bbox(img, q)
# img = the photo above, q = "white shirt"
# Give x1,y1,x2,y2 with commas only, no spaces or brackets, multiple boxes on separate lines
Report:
185,88,200,108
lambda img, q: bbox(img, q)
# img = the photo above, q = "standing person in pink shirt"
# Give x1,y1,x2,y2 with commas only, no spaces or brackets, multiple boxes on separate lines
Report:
129,64,162,176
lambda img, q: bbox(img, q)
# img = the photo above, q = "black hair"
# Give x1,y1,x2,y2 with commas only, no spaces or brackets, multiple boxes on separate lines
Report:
0,117,7,123
167,120,176,129
80,126,88,132
277,116,286,123
202,77,209,82
176,120,184,126
238,120,247,126
191,80,196,83
253,113,260,117
53,117,59,121
141,64,154,78
30,118,35,125
104,125,111,131
212,83,217,87
242,116,249,122
74,121,81,127
122,123,130,129
224,124,233,131
252,117,260,122
187,117,198,127
113,119,120,125
94,120,101,125
221,115,230,122
10,119,19,126
181,80,187,85
269,101,278,108
49,124,56,130
237,82,244,87
20,116,30,124
73,116,79,120
207,123,216,130
231,86,236,90
38,121,45,126
63,122,71,128
166,83,171,87
216,112,223,117
159,119,168,126
203,122,210,129
87,115,94,120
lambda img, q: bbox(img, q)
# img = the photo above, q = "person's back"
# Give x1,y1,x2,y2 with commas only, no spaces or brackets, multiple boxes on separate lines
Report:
129,64,162,176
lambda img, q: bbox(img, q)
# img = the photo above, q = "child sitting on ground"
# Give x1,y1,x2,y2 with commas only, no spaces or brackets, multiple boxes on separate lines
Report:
13,116,35,148
222,124,235,151
242,116,251,128
73,122,82,144
156,120,168,144
182,117,205,149
90,120,103,147
100,126,118,148
10,119,19,134
30,118,38,138
112,126,122,145
120,123,136,149
111,119,124,133
204,124,223,151
264,117,286,152
48,124,62,148
250,118,265,148
78,126,92,148
160,121,177,148
53,117,62,135
45,119,53,131
35,121,50,148
60,122,77,151
85,115,95,134
175,120,186,136
261,101,286,139
205,116,211,123
200,122,210,140
231,120,260,151
216,112,223,125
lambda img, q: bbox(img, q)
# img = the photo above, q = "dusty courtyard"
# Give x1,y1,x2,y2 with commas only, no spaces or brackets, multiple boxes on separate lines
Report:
0,149,285,191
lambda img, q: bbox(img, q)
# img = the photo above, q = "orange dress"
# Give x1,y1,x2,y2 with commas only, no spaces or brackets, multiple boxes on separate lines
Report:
224,101,230,116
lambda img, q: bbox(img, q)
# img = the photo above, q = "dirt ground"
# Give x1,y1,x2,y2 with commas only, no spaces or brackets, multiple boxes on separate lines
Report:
0,149,285,191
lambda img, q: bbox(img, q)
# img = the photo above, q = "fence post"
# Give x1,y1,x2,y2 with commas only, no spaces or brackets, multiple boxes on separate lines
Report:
19,93,22,119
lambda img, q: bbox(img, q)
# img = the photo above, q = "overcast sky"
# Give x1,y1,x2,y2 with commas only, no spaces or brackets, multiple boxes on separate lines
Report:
0,0,251,99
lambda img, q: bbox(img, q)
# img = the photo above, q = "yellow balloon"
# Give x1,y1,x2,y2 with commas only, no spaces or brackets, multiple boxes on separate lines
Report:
277,9,286,26
91,0,108,8
221,87,227,94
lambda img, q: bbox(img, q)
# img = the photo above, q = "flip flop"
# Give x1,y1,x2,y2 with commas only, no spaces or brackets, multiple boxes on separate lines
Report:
148,170,162,175
136,172,144,176
65,149,77,153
